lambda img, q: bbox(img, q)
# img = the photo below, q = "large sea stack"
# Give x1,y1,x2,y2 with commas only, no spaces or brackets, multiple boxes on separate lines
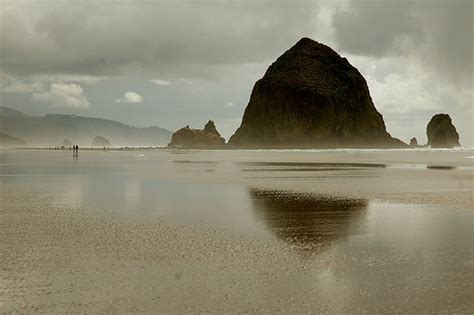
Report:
229,38,405,148
168,120,225,149
426,114,460,148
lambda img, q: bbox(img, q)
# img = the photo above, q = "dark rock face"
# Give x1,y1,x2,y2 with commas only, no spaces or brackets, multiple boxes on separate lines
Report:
92,136,110,147
229,38,405,148
409,137,419,147
426,114,460,148
168,120,225,149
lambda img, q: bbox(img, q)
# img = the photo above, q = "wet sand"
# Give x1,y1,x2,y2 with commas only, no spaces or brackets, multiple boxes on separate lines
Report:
1,149,473,313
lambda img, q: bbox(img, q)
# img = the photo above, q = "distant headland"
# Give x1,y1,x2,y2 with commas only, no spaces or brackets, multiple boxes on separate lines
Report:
0,106,172,148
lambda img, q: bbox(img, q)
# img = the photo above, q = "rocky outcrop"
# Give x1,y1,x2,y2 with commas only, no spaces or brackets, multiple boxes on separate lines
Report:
168,120,225,149
229,38,405,148
0,132,27,147
92,136,110,147
63,139,72,147
409,137,419,147
426,114,460,148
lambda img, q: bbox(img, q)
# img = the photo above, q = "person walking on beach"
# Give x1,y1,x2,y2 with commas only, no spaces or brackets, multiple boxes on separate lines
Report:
73,145,79,158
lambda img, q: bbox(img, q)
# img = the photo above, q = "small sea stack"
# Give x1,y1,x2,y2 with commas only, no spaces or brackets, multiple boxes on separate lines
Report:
168,120,225,149
426,114,460,148
92,136,111,148
409,137,419,148
63,139,72,147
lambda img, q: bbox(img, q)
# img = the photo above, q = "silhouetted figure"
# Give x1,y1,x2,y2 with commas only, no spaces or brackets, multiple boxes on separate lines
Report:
73,145,79,158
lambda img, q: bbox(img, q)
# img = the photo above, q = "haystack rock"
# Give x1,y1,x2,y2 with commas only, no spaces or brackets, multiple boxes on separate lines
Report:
229,37,406,148
426,114,460,148
92,136,110,147
168,120,225,149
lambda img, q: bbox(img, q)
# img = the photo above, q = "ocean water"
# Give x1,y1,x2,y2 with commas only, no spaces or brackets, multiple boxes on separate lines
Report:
1,148,473,312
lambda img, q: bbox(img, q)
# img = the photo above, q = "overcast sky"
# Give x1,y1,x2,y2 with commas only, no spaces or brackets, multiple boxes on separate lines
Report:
1,0,472,146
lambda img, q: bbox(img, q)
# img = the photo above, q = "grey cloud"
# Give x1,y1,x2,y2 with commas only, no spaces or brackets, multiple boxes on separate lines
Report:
416,0,473,87
0,0,317,79
332,0,473,86
333,0,423,57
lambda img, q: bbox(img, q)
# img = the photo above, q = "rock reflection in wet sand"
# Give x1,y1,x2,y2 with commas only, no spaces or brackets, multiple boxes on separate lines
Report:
249,188,367,252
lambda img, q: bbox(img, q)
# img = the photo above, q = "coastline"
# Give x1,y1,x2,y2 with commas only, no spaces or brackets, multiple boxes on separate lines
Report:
7,145,474,152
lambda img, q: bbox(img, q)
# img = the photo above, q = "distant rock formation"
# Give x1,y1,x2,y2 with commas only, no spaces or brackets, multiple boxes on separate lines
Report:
63,139,72,147
229,37,406,148
0,106,172,147
0,132,27,147
426,114,460,148
409,137,419,147
168,120,225,149
92,136,111,147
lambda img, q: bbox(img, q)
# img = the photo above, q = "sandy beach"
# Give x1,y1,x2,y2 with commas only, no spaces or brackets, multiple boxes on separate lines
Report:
1,149,473,313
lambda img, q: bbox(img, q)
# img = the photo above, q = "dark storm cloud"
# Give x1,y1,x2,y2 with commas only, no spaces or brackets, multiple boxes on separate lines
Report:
0,0,317,78
332,0,473,86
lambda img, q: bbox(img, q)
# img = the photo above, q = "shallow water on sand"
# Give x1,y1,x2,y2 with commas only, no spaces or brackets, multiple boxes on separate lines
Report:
1,149,473,312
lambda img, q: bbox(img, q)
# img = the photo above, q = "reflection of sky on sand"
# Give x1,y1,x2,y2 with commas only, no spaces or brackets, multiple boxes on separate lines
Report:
1,150,473,312
55,174,84,208
1,150,472,249
125,176,141,209
74,171,257,229
247,188,473,311
1,151,472,257
306,203,474,312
